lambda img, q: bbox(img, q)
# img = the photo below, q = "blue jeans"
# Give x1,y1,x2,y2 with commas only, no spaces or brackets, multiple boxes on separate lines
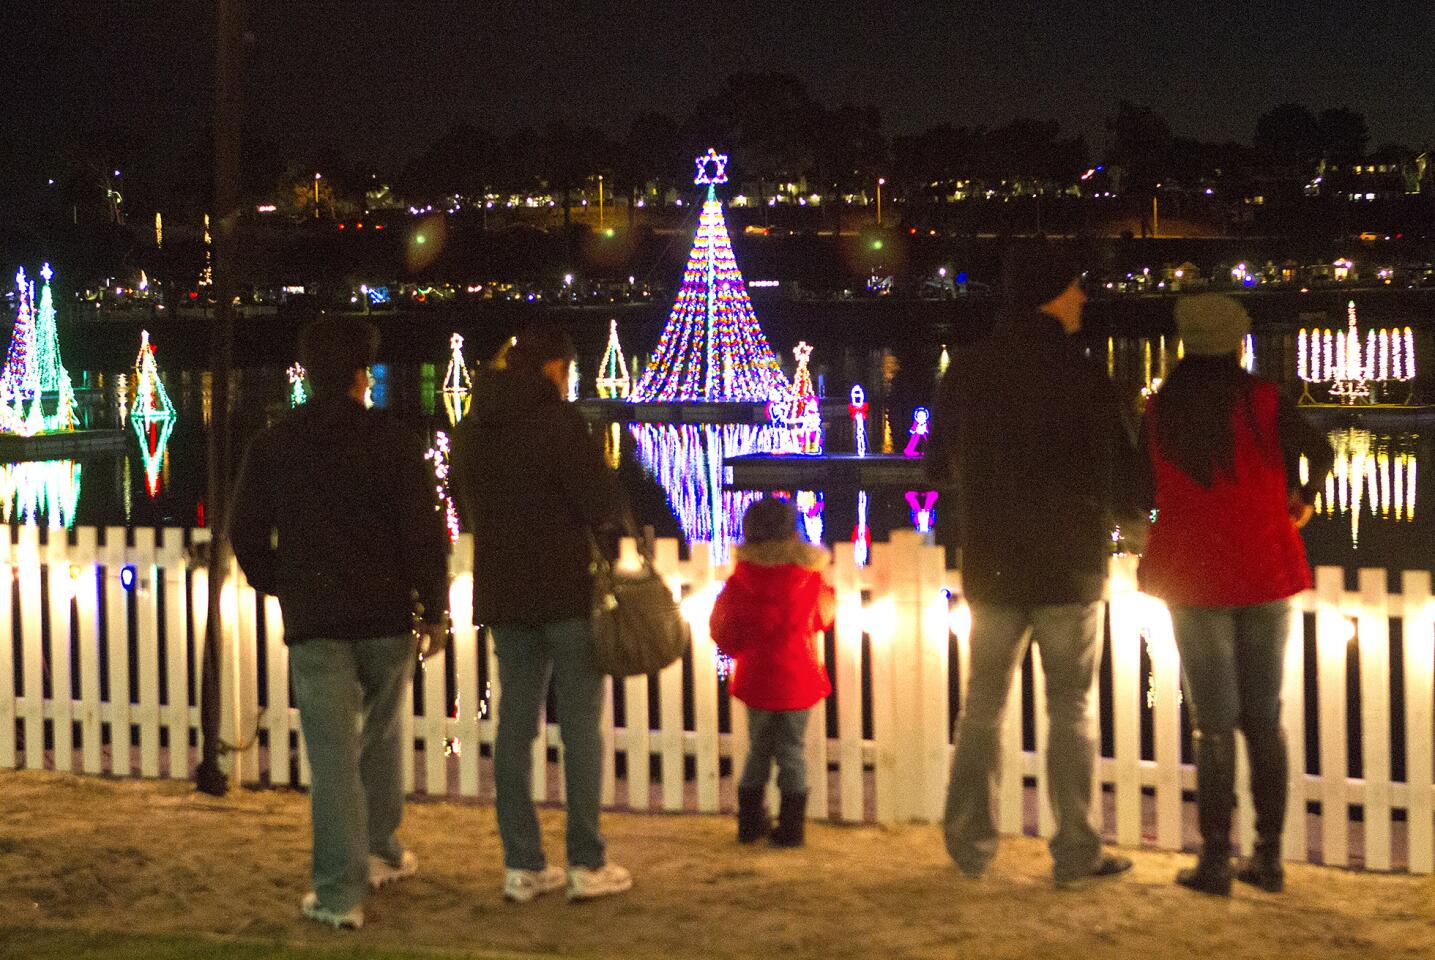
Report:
490,618,606,871
944,602,1104,879
1168,600,1291,736
739,708,810,794
288,633,417,913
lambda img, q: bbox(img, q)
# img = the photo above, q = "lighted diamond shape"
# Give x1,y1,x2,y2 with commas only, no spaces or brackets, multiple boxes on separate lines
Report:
694,148,728,186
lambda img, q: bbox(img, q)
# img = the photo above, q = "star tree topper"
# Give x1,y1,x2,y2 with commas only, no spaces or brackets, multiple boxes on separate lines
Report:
694,148,728,186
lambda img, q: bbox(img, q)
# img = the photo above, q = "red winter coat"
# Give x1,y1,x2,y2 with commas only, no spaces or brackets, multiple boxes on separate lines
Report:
710,540,836,712
1138,378,1312,607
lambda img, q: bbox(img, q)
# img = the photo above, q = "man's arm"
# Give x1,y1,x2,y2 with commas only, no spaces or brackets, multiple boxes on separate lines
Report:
228,434,279,595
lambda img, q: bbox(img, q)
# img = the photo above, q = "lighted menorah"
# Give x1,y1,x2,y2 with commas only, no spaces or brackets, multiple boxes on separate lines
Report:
1297,300,1416,406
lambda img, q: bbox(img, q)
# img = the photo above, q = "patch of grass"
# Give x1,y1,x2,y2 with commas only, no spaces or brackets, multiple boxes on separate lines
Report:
0,928,543,960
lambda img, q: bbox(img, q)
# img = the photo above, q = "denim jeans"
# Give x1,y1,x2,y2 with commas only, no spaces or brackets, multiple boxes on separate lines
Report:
288,633,417,913
1168,600,1291,736
739,708,810,794
490,618,606,871
944,602,1103,878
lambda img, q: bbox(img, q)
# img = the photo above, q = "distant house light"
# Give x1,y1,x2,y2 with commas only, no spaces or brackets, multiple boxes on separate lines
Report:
749,280,780,288
256,204,277,213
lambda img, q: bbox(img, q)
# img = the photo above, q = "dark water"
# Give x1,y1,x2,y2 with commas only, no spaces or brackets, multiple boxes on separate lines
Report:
8,323,1434,573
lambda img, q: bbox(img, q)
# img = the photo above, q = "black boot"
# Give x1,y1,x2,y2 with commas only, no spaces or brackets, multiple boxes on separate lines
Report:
736,787,771,844
769,792,808,848
1236,724,1288,892
1176,729,1235,896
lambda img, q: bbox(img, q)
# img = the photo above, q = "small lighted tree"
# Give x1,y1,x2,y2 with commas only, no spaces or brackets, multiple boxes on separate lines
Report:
442,333,472,424
595,318,632,399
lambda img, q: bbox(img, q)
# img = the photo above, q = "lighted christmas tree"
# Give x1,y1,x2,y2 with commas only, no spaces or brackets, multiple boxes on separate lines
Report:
631,149,791,403
130,330,175,424
0,265,77,435
288,363,309,407
442,333,472,424
595,318,632,398
0,268,35,404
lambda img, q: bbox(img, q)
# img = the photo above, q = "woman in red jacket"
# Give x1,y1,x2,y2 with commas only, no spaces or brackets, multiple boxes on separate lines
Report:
1139,294,1334,896
711,497,836,847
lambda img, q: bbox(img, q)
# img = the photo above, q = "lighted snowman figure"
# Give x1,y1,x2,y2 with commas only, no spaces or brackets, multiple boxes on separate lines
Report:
849,384,869,457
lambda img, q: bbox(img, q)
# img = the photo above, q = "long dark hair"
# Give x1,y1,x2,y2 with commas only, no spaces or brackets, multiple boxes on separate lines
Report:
1152,354,1262,486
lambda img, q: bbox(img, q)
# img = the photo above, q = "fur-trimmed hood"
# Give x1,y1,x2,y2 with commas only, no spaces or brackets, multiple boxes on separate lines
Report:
734,539,829,571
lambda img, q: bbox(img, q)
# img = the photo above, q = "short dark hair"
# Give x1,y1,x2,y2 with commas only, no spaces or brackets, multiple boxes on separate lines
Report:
298,315,380,394
741,496,798,544
505,323,576,374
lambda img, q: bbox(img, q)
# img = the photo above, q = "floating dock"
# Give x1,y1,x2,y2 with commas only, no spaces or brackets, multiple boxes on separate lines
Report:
0,429,129,459
1300,403,1435,425
724,453,933,490
578,398,850,426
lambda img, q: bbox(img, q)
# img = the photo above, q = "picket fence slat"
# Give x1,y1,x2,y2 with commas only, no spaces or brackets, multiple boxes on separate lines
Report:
1150,608,1183,851
263,594,290,787
1358,569,1393,870
0,536,16,770
1316,567,1350,867
75,529,102,775
834,550,863,822
1281,604,1308,862
2,529,1432,878
45,533,73,773
1402,571,1434,875
1109,587,1143,847
134,528,161,778
161,529,190,780
448,561,481,799
18,527,43,771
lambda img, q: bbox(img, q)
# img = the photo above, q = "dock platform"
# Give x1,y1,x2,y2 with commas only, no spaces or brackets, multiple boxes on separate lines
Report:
724,453,933,490
0,430,129,459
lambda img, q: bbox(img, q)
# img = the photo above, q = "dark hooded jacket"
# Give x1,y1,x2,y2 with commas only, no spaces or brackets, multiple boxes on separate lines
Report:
229,394,449,643
451,366,623,626
925,310,1137,605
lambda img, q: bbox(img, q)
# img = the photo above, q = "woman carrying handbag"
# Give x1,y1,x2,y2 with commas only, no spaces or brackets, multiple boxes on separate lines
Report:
452,324,634,904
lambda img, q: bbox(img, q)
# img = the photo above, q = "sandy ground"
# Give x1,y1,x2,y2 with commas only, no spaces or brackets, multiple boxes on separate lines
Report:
0,770,1431,960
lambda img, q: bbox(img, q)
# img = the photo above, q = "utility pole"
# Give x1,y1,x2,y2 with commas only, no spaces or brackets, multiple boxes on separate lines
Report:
196,0,244,797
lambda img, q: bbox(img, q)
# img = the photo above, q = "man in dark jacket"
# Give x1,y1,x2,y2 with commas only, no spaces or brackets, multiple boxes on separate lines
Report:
230,316,448,929
450,324,632,903
926,241,1135,887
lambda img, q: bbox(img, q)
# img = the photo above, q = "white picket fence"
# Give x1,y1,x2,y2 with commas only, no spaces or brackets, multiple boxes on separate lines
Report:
0,526,1430,874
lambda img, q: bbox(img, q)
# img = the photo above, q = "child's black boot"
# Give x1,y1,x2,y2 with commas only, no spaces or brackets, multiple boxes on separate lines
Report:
770,792,808,848
736,787,771,844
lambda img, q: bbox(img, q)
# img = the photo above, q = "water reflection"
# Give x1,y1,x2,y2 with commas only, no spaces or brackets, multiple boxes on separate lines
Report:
0,460,82,528
132,415,175,499
629,423,791,563
1307,428,1419,550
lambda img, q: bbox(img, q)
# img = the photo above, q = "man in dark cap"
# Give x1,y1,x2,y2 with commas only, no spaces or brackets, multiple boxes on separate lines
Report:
926,239,1136,887
230,315,449,929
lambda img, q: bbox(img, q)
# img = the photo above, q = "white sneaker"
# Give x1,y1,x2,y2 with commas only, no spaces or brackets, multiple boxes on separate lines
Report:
504,864,567,903
301,891,363,930
566,863,633,902
369,850,418,890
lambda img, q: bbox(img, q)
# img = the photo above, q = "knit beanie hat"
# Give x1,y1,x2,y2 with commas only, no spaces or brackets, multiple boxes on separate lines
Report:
1000,239,1084,311
741,496,798,544
1175,294,1251,356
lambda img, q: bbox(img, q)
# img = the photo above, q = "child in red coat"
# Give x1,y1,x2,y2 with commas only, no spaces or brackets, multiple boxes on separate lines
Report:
710,497,835,847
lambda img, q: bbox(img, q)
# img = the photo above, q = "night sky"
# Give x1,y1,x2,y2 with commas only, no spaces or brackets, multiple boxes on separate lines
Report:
12,0,1435,166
